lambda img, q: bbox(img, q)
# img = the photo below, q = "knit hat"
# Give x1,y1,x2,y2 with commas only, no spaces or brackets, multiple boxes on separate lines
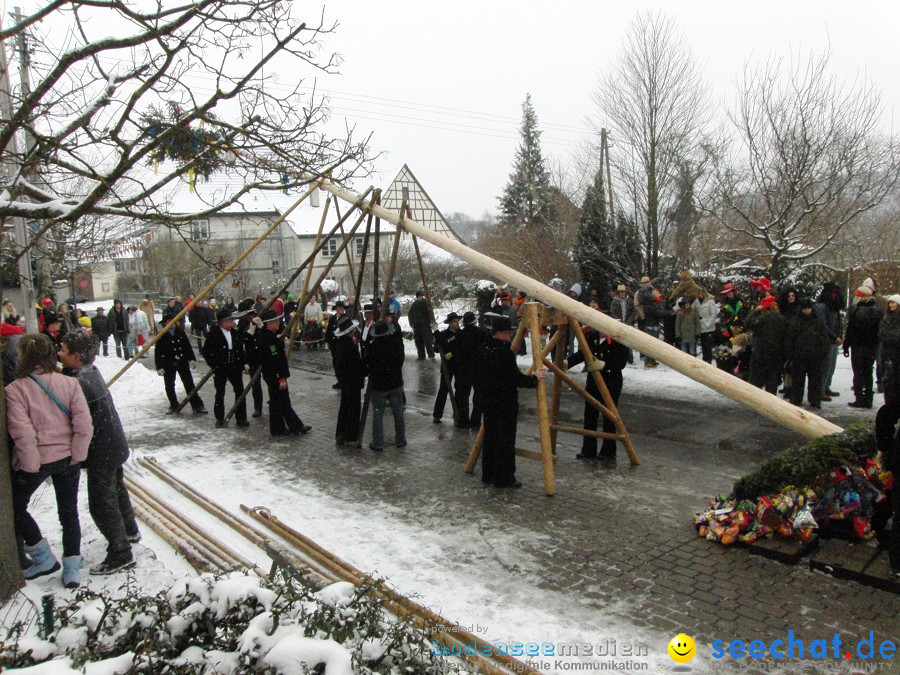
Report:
415,290,424,297
854,286,874,298
862,277,876,292
758,296,777,309
41,298,54,307
887,294,900,307
650,278,664,289
568,283,582,297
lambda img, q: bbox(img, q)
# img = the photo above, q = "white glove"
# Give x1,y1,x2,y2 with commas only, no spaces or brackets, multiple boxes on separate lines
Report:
156,369,165,377
189,361,197,370
559,359,568,371
587,359,606,372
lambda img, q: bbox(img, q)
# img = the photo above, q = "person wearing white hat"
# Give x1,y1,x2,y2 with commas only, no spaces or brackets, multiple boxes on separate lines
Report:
332,315,364,445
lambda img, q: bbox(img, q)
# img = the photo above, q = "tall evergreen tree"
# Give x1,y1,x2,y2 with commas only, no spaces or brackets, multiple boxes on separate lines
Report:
574,165,642,291
498,94,552,229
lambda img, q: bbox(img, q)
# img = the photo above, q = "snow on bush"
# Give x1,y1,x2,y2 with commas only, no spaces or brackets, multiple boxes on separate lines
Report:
0,573,456,673
319,279,339,294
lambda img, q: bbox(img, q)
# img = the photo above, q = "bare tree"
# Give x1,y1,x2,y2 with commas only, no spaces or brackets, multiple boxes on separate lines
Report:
593,11,709,277
0,1,370,245
702,49,900,280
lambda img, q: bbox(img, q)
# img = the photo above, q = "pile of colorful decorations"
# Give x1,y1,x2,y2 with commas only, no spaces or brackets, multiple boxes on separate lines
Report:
694,423,894,546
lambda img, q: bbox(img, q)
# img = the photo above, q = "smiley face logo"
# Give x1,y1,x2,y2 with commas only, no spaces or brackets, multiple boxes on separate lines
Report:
668,633,696,663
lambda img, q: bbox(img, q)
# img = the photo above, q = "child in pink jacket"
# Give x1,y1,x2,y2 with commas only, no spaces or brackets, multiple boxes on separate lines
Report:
6,333,93,587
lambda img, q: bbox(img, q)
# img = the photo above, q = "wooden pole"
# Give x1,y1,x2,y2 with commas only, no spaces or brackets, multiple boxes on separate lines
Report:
568,318,639,466
314,181,843,439
350,204,375,318
380,202,406,319
549,322,568,455
175,366,215,413
106,180,323,388
464,424,485,473
525,303,554,496
0,386,24,598
542,358,609,415
332,199,357,287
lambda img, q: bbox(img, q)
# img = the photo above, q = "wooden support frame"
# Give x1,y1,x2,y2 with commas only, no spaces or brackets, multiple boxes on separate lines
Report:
464,304,639,492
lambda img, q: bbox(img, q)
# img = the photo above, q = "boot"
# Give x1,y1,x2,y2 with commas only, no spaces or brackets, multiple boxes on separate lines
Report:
90,549,135,576
62,555,82,589
23,539,61,580
848,398,865,408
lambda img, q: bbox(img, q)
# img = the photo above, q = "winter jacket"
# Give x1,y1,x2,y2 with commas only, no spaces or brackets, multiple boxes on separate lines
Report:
388,297,403,318
719,296,746,339
434,327,461,372
456,324,488,378
843,298,883,351
408,298,432,329
880,310,900,400
568,331,630,373
696,297,718,334
637,284,671,326
154,325,197,369
201,326,246,371
745,308,787,362
6,370,93,473
109,305,129,334
130,308,151,342
91,313,112,340
63,364,129,470
816,283,844,344
334,334,366,390
475,337,537,414
258,326,290,384
786,311,829,362
675,310,702,343
304,303,323,323
609,295,635,325
366,327,405,391
188,304,206,332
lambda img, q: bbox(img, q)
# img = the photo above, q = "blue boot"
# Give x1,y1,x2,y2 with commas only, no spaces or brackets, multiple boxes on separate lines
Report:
62,556,81,589
23,539,60,580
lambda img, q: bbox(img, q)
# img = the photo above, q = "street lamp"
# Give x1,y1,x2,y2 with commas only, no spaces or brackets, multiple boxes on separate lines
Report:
65,255,78,311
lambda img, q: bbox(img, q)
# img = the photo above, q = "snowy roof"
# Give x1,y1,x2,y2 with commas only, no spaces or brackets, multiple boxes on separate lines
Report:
284,194,395,239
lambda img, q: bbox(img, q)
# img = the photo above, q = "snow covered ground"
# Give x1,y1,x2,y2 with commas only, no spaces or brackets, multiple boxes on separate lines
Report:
10,299,874,673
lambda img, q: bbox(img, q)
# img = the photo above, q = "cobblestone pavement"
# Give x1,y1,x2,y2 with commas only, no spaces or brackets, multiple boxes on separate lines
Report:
138,344,899,673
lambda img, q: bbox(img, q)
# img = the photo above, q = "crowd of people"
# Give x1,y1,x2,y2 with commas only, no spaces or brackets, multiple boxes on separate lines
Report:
4,269,899,583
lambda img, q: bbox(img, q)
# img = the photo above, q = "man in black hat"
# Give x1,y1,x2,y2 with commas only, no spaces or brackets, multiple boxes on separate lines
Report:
325,300,346,389
332,315,366,444
237,299,264,418
432,312,461,424
360,303,376,359
155,311,208,415
201,308,249,428
365,319,406,451
408,290,435,360
256,308,311,436
475,315,544,488
455,311,487,428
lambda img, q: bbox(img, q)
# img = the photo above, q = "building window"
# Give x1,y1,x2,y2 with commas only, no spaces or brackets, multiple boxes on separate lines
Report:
322,238,337,258
191,219,209,241
128,260,137,271
102,282,110,292
272,259,280,273
114,261,123,272
355,237,366,256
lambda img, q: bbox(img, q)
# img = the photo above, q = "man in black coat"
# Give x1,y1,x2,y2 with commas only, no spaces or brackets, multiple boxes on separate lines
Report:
787,298,830,409
745,297,787,394
109,299,130,359
256,308,311,436
91,307,112,357
332,315,366,444
567,323,630,460
155,311,207,414
432,312,461,424
455,311,487,428
237,299,264,418
201,308,249,428
59,330,139,576
475,315,544,488
408,290,435,360
325,300,347,389
365,319,406,451
844,287,884,408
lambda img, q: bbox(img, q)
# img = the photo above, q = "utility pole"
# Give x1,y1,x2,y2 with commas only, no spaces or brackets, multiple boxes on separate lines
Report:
0,8,38,332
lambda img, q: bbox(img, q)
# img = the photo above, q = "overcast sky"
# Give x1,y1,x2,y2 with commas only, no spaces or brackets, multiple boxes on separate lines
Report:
308,0,900,219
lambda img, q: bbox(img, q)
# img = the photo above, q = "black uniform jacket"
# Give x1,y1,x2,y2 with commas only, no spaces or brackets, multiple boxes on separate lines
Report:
365,327,405,391
154,326,197,370
334,334,367,390
201,326,246,370
258,326,290,383
475,338,537,413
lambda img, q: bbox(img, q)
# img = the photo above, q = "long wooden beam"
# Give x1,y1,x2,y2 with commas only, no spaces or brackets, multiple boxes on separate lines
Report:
315,181,842,439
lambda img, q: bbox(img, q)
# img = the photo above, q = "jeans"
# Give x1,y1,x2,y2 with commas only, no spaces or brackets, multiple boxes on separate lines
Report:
113,331,131,359
371,386,406,448
680,341,697,356
412,325,434,359
822,344,839,394
12,458,81,556
87,465,137,556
